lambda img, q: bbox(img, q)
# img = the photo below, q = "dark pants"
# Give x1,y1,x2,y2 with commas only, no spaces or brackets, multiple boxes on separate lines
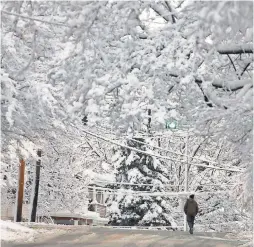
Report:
187,215,195,230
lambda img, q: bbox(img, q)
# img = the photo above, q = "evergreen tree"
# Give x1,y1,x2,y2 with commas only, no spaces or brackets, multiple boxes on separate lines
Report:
107,138,176,228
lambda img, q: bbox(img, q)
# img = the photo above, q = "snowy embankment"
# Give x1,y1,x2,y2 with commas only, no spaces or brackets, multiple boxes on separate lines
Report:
0,220,71,243
1,220,35,242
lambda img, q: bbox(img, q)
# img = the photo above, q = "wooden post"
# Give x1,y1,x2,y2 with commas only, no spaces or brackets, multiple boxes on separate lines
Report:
15,158,25,222
30,149,42,222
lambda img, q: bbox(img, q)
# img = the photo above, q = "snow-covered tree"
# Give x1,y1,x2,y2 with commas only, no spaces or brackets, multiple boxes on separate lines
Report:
107,138,176,227
1,1,111,206
1,1,252,229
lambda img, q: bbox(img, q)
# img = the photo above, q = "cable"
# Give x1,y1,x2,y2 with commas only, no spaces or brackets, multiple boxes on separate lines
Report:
87,185,232,196
93,190,232,197
94,180,184,187
93,124,233,168
83,125,239,169
80,127,243,173
94,180,242,187
125,137,218,165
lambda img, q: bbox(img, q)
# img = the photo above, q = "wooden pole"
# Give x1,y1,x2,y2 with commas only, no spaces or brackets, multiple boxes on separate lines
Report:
30,149,42,222
16,158,25,222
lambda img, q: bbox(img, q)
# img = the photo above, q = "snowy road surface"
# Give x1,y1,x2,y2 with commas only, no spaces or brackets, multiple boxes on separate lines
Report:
2,226,247,247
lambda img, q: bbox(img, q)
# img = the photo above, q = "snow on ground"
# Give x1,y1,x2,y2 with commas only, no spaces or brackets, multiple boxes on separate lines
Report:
1,220,70,243
1,220,35,242
225,231,253,245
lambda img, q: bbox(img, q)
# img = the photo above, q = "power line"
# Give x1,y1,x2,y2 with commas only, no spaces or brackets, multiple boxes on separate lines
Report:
87,124,240,170
87,185,232,197
81,128,243,173
93,180,242,187
125,137,218,165
93,180,181,187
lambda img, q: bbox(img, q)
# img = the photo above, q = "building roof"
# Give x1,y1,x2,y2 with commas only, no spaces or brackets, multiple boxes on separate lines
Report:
87,169,114,186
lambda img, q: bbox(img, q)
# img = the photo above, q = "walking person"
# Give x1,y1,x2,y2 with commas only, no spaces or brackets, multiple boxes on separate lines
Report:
184,194,199,234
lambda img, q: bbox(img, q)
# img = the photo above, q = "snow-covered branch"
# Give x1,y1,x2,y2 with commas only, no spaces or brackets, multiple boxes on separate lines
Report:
150,3,177,23
217,44,253,54
1,10,68,27
15,30,37,79
212,79,252,91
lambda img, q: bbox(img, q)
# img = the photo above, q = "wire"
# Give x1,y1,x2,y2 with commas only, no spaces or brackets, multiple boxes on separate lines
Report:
87,185,233,196
88,124,240,169
80,127,243,173
93,190,232,197
125,137,218,165
93,180,184,187
94,180,242,187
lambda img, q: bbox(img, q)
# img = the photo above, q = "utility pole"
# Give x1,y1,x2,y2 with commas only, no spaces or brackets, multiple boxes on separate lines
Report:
30,149,42,222
184,132,189,231
15,158,25,222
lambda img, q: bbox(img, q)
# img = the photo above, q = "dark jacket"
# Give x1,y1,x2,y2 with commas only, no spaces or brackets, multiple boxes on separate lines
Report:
184,198,199,216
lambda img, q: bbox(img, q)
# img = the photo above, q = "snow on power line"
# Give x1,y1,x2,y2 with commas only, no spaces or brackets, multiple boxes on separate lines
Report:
89,124,239,168
126,137,218,165
87,185,233,197
80,128,243,173
94,181,182,187
93,180,242,187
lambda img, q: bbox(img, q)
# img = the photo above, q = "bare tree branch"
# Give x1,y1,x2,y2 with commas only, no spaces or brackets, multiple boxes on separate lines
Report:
176,1,185,9
1,10,68,27
227,54,240,79
150,3,171,22
241,62,251,76
164,1,176,24
195,81,214,108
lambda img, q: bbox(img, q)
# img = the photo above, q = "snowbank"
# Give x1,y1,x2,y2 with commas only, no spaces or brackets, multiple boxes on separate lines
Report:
1,220,35,242
1,220,71,243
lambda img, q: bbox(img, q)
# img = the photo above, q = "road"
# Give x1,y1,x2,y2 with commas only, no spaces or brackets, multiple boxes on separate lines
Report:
2,226,247,247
